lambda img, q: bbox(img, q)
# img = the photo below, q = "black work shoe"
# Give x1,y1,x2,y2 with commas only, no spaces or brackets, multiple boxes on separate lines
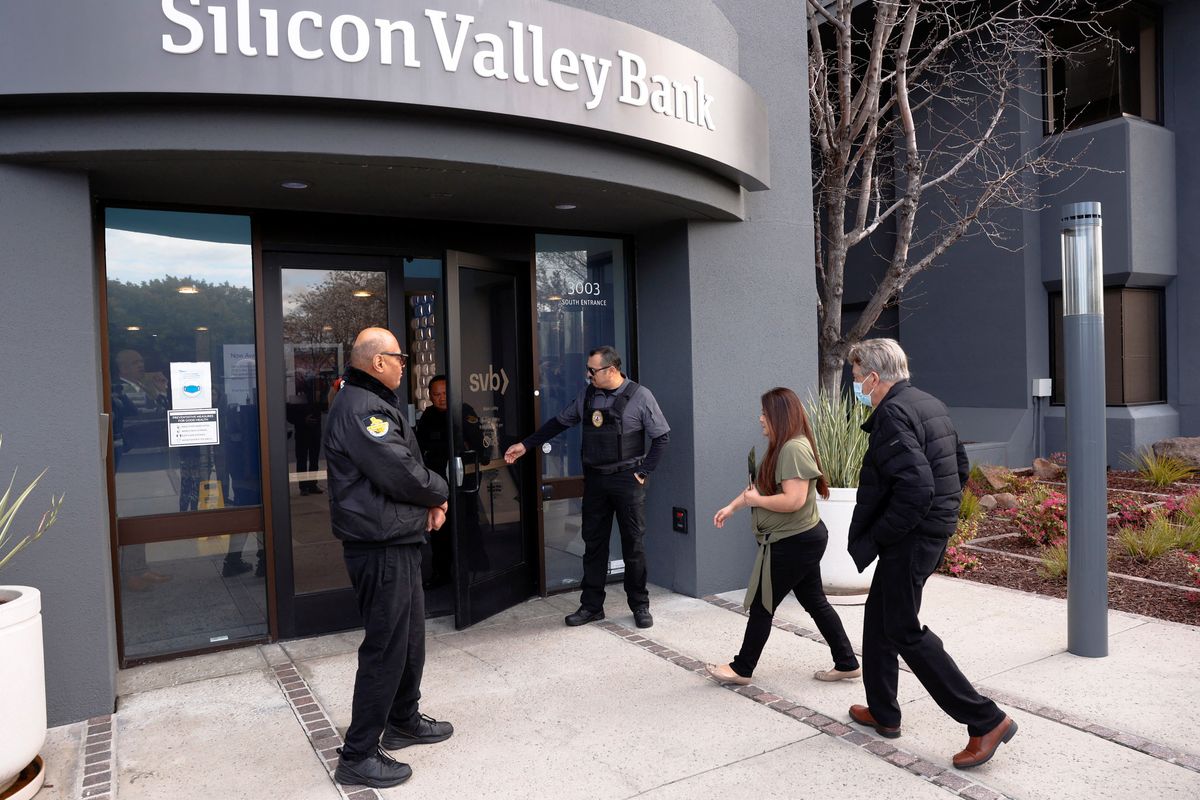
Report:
381,713,454,749
221,559,252,578
333,748,412,788
565,606,605,626
633,608,654,628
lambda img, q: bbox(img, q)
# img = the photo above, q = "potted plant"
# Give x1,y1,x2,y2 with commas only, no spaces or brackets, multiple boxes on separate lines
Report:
805,392,874,595
0,434,64,799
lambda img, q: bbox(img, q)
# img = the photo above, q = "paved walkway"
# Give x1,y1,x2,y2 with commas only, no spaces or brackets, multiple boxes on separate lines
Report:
38,576,1200,800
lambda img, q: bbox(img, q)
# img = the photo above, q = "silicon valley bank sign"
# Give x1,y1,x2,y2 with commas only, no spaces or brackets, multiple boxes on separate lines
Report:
0,0,770,188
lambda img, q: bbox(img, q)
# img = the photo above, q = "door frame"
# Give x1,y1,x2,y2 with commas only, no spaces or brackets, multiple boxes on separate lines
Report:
261,250,407,638
445,250,540,628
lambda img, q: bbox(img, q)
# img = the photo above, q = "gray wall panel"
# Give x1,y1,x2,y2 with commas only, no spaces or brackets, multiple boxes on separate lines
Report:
0,165,117,726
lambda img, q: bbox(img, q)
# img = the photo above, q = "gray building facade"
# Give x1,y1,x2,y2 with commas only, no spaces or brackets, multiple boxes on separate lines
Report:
0,0,815,726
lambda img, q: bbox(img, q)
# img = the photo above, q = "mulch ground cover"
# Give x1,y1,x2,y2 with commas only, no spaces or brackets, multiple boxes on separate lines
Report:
954,473,1200,626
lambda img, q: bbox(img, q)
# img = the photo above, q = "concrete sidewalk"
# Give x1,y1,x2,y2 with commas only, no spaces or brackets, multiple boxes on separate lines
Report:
38,576,1200,800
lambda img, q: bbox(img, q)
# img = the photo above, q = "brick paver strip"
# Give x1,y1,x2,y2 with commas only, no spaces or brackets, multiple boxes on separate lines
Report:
596,621,1014,800
80,714,115,800
700,594,1200,775
270,663,382,800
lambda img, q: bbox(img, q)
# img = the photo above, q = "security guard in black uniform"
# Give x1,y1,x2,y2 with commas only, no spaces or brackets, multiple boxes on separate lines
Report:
505,346,669,629
324,327,453,789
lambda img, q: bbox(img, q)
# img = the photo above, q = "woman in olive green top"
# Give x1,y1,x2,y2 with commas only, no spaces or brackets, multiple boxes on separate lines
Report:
705,387,860,685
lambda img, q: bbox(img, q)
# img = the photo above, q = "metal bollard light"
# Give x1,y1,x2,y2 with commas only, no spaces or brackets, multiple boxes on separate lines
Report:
1061,201,1108,658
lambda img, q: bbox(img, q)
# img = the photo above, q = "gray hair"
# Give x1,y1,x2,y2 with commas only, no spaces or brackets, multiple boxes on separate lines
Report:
588,345,622,371
847,338,910,382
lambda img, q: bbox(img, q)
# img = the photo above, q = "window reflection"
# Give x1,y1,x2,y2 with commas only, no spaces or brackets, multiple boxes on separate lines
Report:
105,209,259,517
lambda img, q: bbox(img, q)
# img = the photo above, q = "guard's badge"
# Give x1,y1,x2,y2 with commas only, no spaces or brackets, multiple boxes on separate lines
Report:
466,415,479,424
364,416,389,438
591,410,604,428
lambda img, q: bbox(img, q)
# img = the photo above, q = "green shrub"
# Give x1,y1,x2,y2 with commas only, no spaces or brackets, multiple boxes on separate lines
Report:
1038,539,1068,580
959,489,983,521
938,518,981,577
1117,513,1179,563
1124,448,1197,488
1173,519,1200,554
804,391,871,488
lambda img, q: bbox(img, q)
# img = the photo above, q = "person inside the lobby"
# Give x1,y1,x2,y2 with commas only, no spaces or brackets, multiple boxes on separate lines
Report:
504,345,669,629
705,387,860,686
414,374,485,588
112,347,172,591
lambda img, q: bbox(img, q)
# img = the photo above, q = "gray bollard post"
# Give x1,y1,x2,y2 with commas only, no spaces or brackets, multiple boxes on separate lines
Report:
1061,202,1108,658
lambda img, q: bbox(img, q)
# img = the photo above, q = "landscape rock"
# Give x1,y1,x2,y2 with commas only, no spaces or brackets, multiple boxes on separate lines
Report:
1150,437,1200,468
994,492,1019,510
978,464,1012,491
1032,457,1065,481
978,495,998,512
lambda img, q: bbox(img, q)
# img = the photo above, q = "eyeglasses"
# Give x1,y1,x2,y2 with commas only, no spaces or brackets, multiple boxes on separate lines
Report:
586,364,613,377
380,352,408,364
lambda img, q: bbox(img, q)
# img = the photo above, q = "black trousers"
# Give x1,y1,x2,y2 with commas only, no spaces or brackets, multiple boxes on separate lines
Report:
295,422,321,488
341,543,425,760
731,523,859,677
579,468,648,612
863,535,1005,737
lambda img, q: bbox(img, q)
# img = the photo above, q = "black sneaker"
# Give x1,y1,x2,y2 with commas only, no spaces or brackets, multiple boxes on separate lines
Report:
333,747,412,788
564,606,605,627
221,559,252,578
381,713,454,749
633,608,653,628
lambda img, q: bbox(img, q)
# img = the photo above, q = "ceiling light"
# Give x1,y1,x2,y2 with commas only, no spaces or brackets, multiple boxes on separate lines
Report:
125,325,141,331
177,285,199,294
322,325,333,331
281,179,310,190
195,326,209,332
428,192,454,199
352,290,373,298
547,295,562,301
554,202,577,210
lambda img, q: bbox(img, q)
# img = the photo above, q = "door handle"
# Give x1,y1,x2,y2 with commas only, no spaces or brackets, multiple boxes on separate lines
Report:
541,483,554,501
461,449,482,494
454,456,464,488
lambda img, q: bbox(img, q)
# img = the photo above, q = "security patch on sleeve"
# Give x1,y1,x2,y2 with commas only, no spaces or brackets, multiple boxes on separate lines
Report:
363,415,390,438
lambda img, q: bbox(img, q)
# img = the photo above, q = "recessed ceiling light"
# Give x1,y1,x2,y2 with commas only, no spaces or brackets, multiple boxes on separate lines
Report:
547,295,562,301
352,290,373,298
554,202,577,210
195,326,209,332
428,192,454,199
322,325,333,332
177,285,199,294
125,325,141,331
281,180,310,190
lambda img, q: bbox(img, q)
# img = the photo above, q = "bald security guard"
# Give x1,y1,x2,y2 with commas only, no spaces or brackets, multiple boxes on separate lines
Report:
505,346,669,629
325,327,452,789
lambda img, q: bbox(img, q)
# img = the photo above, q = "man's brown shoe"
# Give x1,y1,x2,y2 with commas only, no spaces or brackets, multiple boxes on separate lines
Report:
848,704,901,738
952,716,1018,769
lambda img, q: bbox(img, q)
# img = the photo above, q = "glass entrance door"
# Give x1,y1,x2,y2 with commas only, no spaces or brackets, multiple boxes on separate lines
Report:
445,251,538,627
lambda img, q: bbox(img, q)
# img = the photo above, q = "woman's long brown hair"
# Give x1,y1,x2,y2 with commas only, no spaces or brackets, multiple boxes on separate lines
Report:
757,387,830,500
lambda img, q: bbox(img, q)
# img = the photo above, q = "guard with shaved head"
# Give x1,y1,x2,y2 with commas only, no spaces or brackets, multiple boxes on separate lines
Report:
323,327,452,789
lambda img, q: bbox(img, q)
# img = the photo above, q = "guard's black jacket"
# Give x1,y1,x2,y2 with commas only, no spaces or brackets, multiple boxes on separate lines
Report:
324,367,449,547
847,380,970,571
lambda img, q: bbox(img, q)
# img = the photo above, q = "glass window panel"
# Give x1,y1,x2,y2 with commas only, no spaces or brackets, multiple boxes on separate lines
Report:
534,235,628,479
280,268,387,595
542,498,624,590
119,534,267,660
105,209,260,517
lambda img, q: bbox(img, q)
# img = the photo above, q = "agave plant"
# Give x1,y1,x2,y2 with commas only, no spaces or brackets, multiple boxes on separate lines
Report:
0,435,65,572
804,390,871,488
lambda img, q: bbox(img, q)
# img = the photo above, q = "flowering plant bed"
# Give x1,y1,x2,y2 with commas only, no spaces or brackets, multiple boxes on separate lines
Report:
942,460,1200,626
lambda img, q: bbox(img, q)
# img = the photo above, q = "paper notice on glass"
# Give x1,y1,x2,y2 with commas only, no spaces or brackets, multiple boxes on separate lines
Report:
170,362,213,409
168,408,220,447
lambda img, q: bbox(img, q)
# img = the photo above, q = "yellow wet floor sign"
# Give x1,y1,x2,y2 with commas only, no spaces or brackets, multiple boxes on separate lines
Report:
198,479,225,510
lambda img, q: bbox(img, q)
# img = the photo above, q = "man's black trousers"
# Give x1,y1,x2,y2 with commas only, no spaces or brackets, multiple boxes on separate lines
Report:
341,542,425,760
863,535,1006,737
579,468,648,612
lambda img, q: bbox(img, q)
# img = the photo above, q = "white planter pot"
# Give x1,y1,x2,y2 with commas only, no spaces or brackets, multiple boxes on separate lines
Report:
0,586,47,795
817,488,875,595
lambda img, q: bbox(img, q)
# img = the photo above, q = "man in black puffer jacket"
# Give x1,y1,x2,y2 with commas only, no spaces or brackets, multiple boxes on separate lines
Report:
843,339,1017,771
324,327,451,790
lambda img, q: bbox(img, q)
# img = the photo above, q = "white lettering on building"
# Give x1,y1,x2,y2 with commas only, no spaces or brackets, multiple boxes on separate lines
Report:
159,0,717,131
